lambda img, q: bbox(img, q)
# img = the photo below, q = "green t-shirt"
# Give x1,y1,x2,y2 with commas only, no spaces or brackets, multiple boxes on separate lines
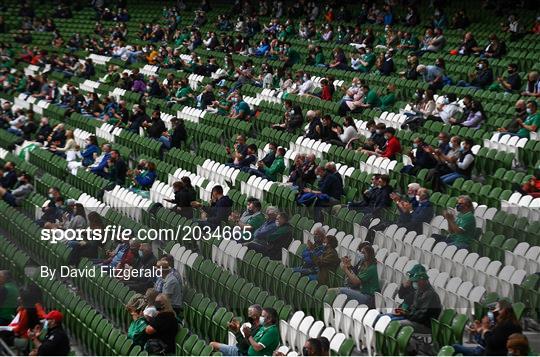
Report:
380,92,396,111
517,113,540,138
176,86,192,99
248,324,280,356
314,52,325,65
128,317,148,347
449,211,476,247
357,53,375,73
264,156,285,181
364,89,381,108
356,263,380,296
234,101,251,119
247,212,266,232
0,282,18,322
218,98,231,115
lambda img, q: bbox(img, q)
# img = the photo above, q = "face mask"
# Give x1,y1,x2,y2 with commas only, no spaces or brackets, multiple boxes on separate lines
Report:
154,301,164,311
139,250,144,258
415,195,421,202
444,98,450,104
412,282,419,289
413,143,418,149
477,64,483,70
41,319,49,330
232,98,238,103
259,316,265,325
302,347,310,356
527,108,532,114
356,252,365,263
456,204,463,212
408,194,415,199
376,130,382,135
48,193,54,199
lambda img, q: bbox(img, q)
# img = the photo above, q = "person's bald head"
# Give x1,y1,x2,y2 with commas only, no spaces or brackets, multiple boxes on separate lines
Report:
516,99,526,111
325,162,337,173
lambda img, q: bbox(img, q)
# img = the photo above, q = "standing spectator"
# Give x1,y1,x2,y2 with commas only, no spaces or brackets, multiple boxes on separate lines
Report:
156,260,182,315
165,179,197,219
144,294,178,354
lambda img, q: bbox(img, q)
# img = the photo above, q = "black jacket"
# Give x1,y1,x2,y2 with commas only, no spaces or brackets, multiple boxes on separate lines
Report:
37,325,70,356
484,320,522,356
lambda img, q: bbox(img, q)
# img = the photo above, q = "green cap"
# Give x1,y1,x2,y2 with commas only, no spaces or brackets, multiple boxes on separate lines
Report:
407,264,426,278
409,271,429,282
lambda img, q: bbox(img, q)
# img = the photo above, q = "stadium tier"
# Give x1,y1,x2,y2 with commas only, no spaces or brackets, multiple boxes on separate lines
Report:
0,0,539,356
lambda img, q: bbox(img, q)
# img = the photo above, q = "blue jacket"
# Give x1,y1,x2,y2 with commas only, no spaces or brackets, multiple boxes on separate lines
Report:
81,144,99,167
398,200,434,233
319,172,343,200
90,152,111,175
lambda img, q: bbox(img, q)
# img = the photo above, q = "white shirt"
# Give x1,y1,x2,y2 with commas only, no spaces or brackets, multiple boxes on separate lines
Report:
457,152,474,170
339,126,358,144
438,102,460,124
299,80,314,95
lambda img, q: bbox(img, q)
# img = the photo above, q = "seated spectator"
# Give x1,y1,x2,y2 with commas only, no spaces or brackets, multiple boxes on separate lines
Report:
298,162,343,207
229,197,265,234
438,138,475,186
336,245,379,308
311,235,340,285
49,129,76,158
243,307,280,356
351,47,375,73
416,64,444,91
498,100,528,135
67,211,105,266
293,227,326,279
302,338,323,357
378,49,395,76
427,93,461,125
395,188,434,233
453,100,485,129
144,294,178,354
229,144,258,169
45,202,87,232
457,59,493,89
518,171,540,198
453,300,521,356
165,178,197,219
126,294,149,348
334,116,358,147
348,174,393,219
191,185,233,229
402,137,438,175
250,206,279,242
393,271,441,336
106,150,128,186
210,305,263,356
305,110,323,139
226,135,248,163
88,143,112,177
363,127,401,160
514,100,540,139
28,310,70,356
521,71,540,98
380,84,397,111
272,100,303,132
170,119,188,149
0,174,33,207
0,161,17,189
131,162,157,192
35,117,52,144
98,239,139,269
416,27,446,56
0,287,45,355
489,63,522,93
260,142,277,167
433,195,476,249
229,92,251,121
360,122,386,151
255,147,285,181
248,212,292,260
393,264,425,316
67,135,99,174
457,32,477,55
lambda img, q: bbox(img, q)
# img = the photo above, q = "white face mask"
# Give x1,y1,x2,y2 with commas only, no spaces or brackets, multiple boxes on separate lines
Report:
259,316,265,325
415,195,421,202
412,282,419,289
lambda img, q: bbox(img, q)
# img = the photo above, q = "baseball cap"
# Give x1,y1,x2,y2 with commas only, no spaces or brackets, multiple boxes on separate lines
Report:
409,271,429,282
407,264,426,279
44,310,63,322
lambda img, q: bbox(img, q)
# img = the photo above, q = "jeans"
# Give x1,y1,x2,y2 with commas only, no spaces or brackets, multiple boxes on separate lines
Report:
219,344,240,356
440,172,464,185
452,344,484,356
339,288,375,308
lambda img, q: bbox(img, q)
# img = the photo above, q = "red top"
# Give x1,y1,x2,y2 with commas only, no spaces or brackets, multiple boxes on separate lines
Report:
9,303,46,338
381,136,401,160
321,85,332,101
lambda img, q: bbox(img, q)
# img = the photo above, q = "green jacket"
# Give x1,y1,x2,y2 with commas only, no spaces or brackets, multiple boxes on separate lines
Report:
264,156,285,181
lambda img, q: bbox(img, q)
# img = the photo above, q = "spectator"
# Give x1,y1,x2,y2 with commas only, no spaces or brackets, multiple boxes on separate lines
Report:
299,162,343,209
361,122,386,151
514,100,540,139
251,206,279,242
521,71,540,98
255,147,285,181
229,144,258,169
394,270,441,335
506,333,529,356
44,202,87,231
348,174,393,219
230,197,265,234
364,127,401,160
226,134,248,163
393,264,426,315
518,172,540,198
434,195,477,249
482,34,506,59
192,185,233,229
107,150,128,186
318,337,330,356
416,64,444,91
311,235,340,285
248,212,292,260
453,100,485,129
165,178,197,219
88,143,112,177
402,137,438,175
144,294,178,354
457,32,478,55
126,294,149,348
29,310,70,356
436,132,451,155
131,161,157,192
303,338,323,356
260,142,277,167
0,162,17,189
336,245,379,308
0,174,33,207
489,63,522,93
334,116,358,146
170,119,187,149
380,84,397,111
0,271,18,325
378,49,395,76
272,100,303,132
428,93,461,125
438,138,475,186
426,136,462,191
243,307,280,356
67,211,105,266
35,117,52,144
351,47,375,73
210,305,263,356
396,188,434,233
416,27,446,56
293,227,326,278
229,92,251,121
156,260,182,315
457,59,493,89
67,135,99,174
